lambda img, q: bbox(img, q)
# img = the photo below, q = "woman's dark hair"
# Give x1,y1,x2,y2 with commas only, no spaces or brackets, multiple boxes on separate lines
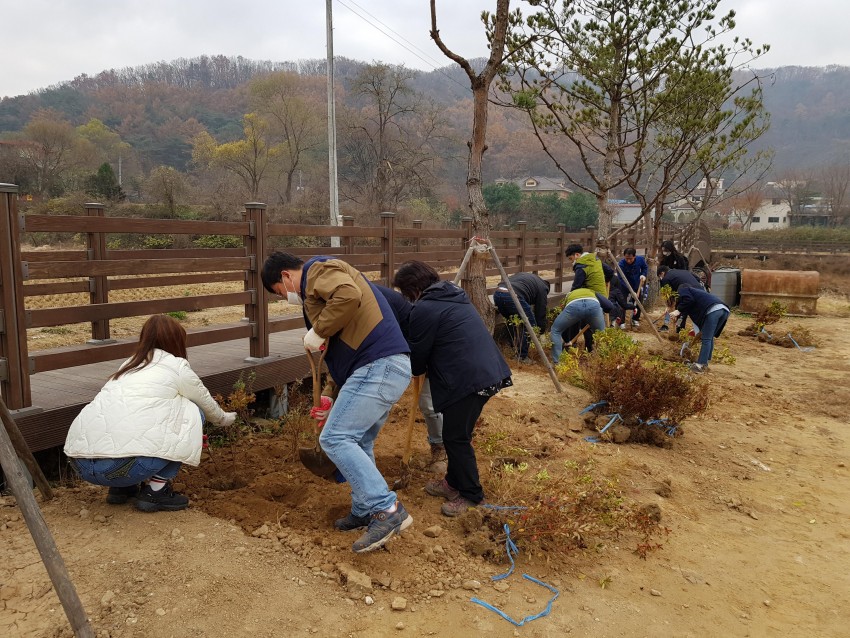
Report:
661,240,676,253
392,261,440,301
111,315,188,380
261,252,305,293
565,243,583,257
623,247,637,257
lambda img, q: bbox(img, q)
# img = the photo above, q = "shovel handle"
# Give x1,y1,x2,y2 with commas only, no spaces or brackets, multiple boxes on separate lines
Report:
567,323,590,348
305,345,328,408
400,375,424,465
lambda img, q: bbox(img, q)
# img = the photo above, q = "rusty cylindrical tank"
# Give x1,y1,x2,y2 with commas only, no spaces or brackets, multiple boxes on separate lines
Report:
739,269,819,316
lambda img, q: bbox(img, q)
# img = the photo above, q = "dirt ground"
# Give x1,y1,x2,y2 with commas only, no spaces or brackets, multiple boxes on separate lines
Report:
3,272,850,637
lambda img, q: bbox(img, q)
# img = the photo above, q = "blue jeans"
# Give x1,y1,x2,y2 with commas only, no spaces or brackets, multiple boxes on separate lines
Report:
319,353,411,517
550,298,606,363
71,456,182,487
418,377,443,446
697,309,730,365
493,291,537,359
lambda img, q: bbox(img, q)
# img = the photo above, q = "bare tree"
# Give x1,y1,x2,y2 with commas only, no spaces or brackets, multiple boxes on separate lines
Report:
339,63,443,216
728,182,766,230
818,160,850,226
17,109,80,195
250,72,325,205
430,0,525,321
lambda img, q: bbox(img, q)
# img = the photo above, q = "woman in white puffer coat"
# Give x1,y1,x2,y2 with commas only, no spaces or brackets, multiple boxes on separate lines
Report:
64,315,237,512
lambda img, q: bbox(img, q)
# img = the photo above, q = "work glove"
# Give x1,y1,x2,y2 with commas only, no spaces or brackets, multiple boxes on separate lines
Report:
310,396,333,426
219,412,238,428
669,310,681,319
303,327,326,352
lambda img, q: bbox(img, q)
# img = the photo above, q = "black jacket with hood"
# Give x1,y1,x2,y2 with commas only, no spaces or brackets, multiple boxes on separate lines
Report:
408,281,512,413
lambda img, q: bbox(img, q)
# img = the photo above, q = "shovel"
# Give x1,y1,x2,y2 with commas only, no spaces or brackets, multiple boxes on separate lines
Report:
392,374,424,491
298,346,339,480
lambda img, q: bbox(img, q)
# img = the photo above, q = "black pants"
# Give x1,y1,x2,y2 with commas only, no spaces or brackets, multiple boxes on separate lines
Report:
442,393,490,503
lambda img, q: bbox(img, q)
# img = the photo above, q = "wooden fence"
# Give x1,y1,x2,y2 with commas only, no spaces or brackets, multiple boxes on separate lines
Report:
0,183,682,412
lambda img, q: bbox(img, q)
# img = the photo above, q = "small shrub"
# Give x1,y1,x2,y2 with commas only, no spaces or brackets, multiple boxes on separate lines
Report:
193,234,242,249
566,329,709,427
485,451,668,558
209,372,257,444
142,235,173,249
166,311,188,321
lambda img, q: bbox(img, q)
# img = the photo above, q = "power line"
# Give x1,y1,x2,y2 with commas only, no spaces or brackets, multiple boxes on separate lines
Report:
343,0,449,70
334,0,471,94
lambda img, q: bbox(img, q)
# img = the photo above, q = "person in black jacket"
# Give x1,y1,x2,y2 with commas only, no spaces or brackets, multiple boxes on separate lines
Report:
374,285,446,473
608,274,636,329
660,240,689,272
393,261,512,517
671,287,730,372
657,266,703,332
493,272,550,363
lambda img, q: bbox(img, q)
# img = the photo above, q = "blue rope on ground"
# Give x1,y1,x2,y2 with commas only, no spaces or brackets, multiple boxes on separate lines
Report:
470,524,561,627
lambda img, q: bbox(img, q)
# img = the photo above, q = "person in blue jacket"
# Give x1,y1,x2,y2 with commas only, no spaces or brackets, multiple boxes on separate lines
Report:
618,248,648,327
393,261,512,518
671,286,730,372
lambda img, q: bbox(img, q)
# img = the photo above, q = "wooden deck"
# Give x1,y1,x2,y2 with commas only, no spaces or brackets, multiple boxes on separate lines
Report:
17,328,312,453
15,290,569,454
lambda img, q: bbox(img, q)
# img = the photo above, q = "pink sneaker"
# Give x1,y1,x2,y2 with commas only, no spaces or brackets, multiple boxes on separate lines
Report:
424,478,460,501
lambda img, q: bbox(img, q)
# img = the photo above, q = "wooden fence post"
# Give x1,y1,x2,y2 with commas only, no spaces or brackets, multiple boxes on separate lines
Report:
381,212,395,286
532,232,540,275
502,224,511,267
342,216,354,255
517,220,528,272
244,203,269,361
84,203,113,344
0,184,31,409
412,219,423,256
555,223,566,292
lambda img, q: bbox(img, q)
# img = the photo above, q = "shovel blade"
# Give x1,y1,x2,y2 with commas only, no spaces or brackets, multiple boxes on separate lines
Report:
298,445,339,480
392,462,412,491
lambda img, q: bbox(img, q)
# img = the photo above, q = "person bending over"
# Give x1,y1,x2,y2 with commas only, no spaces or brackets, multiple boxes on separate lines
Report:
262,252,412,553
393,261,512,518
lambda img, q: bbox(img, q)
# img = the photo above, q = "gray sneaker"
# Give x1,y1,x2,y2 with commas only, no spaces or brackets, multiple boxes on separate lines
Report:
352,502,413,553
334,512,370,531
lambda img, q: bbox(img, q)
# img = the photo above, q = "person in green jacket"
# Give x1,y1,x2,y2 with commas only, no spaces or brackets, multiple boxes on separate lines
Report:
550,287,607,363
566,244,608,296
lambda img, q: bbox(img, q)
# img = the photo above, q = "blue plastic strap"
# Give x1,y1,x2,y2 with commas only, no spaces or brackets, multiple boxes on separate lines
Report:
579,400,608,414
584,436,600,444
599,413,622,434
787,334,814,352
469,524,561,626
482,504,528,512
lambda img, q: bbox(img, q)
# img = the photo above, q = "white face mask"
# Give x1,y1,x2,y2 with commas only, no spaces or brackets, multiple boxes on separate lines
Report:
281,275,302,305
662,250,671,257
287,291,302,306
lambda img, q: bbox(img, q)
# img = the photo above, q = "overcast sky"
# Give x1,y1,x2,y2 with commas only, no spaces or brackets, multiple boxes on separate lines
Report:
2,0,847,99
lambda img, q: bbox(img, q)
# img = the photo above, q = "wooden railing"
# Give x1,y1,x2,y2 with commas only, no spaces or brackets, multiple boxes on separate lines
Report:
0,184,685,410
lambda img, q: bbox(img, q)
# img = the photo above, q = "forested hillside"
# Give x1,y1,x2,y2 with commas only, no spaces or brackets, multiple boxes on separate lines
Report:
1,55,848,225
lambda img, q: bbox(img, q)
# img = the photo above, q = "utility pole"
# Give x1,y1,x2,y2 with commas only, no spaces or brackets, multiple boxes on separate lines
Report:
326,0,341,248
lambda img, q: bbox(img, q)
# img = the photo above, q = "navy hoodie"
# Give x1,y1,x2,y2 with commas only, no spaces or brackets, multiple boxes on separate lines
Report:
408,281,512,412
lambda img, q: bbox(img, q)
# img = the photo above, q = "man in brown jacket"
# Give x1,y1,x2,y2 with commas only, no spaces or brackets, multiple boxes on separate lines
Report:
262,253,413,553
